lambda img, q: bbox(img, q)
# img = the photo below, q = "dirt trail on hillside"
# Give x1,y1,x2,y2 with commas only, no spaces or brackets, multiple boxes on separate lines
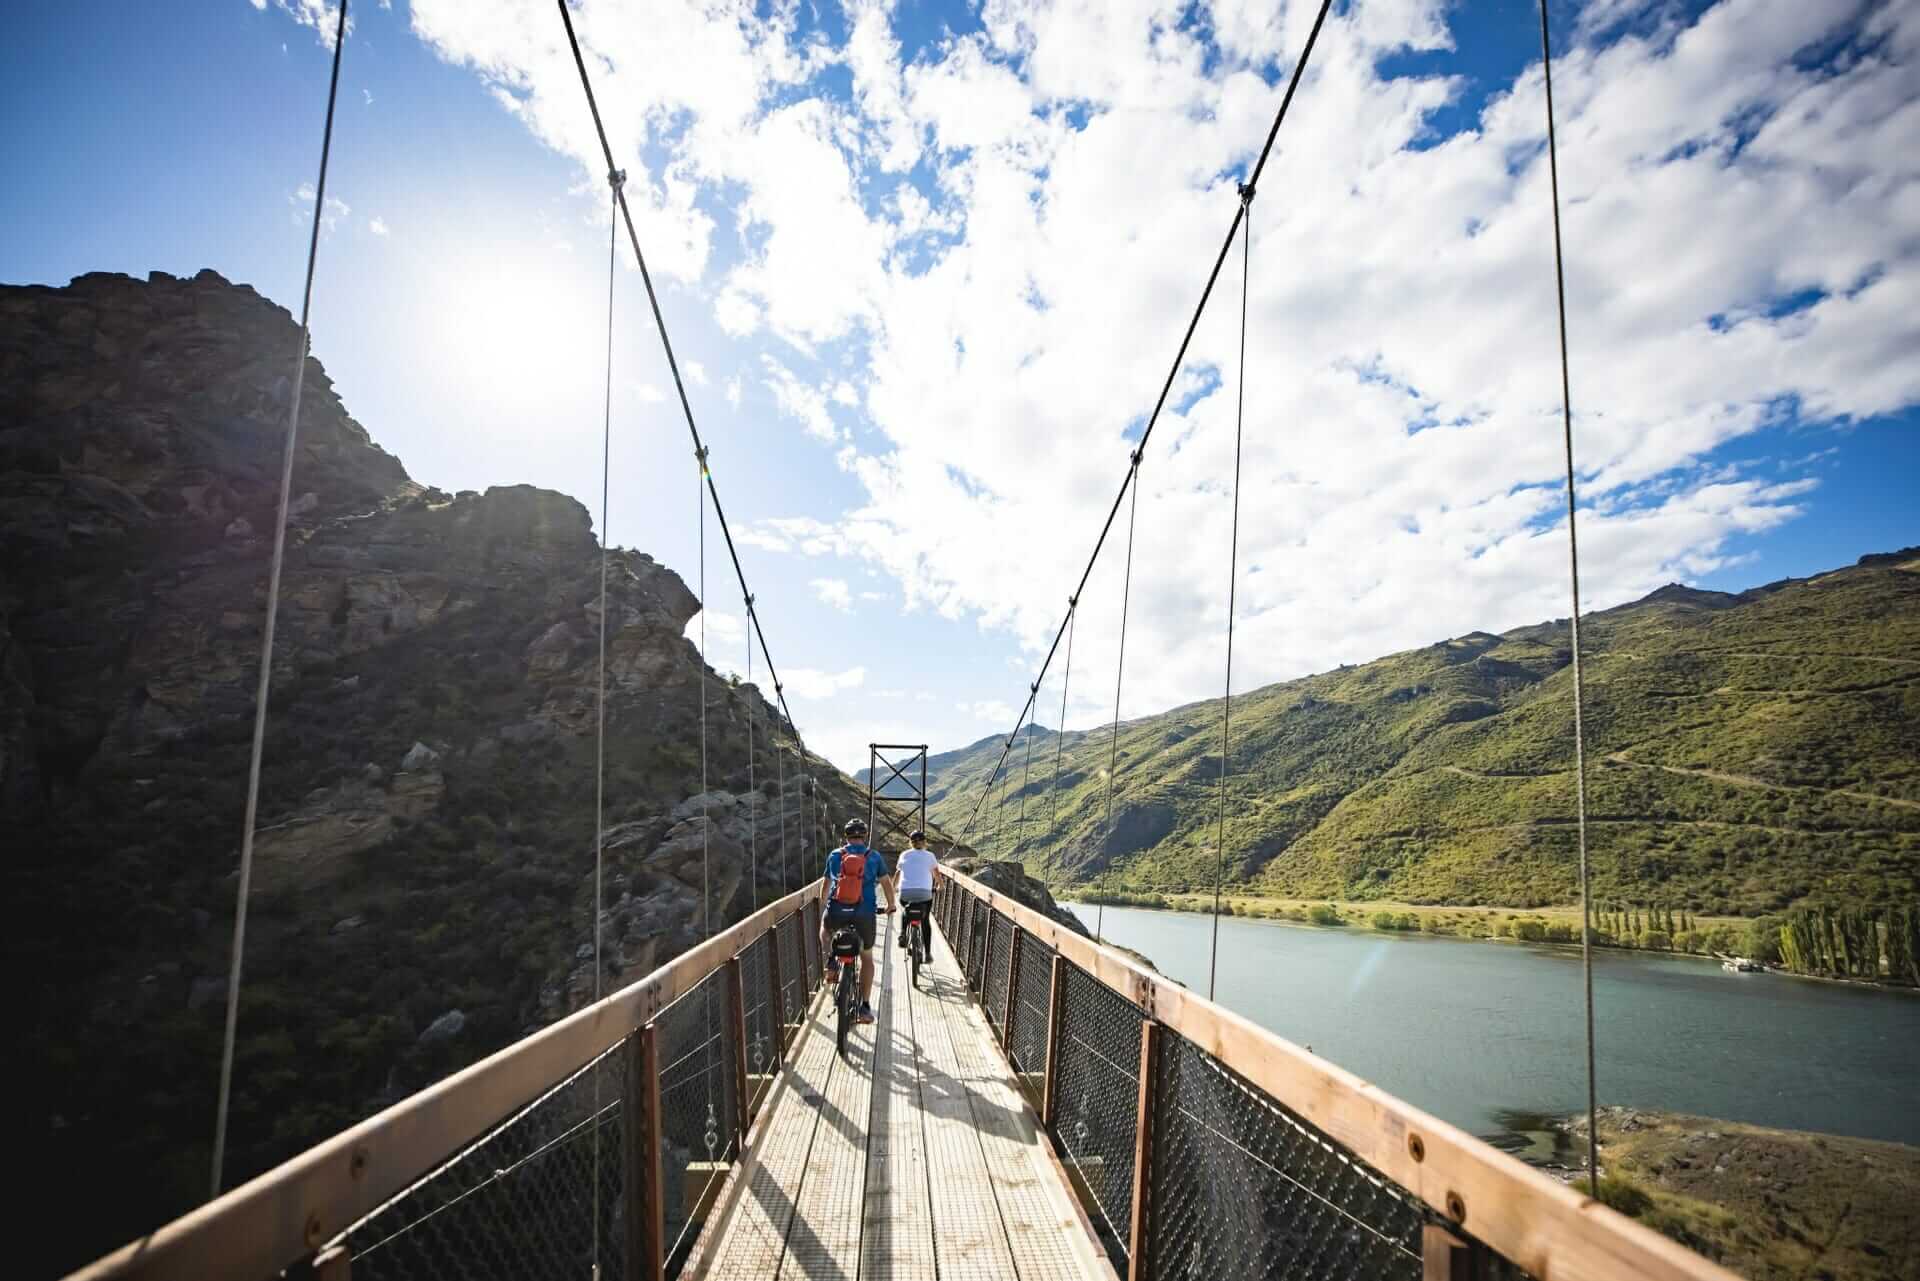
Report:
1605,753,1920,812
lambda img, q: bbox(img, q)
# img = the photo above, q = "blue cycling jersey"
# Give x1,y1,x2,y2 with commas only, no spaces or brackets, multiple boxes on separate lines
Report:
824,843,884,914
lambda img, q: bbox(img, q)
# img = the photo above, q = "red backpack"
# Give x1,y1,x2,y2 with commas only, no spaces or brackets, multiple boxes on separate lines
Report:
831,847,868,906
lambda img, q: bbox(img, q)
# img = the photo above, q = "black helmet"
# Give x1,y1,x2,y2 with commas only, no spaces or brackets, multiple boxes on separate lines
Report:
909,829,926,842
843,817,869,836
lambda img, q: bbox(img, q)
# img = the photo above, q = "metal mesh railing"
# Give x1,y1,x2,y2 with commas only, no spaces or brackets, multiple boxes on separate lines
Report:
340,1039,628,1281
1150,1031,1424,1280
1009,928,1054,1084
774,912,803,1036
934,877,1541,1281
984,912,1013,1035
655,968,738,1271
1053,960,1145,1271
970,899,992,992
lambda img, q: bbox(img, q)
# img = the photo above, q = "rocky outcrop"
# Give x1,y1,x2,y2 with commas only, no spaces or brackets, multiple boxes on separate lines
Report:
946,855,1089,937
2,270,875,1276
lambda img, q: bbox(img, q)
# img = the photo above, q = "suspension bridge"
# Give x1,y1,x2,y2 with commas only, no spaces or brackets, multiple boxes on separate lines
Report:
63,0,1752,1278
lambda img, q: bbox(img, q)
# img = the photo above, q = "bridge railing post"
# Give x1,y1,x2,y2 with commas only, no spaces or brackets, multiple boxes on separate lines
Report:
726,954,751,1148
764,922,787,1068
1001,926,1024,1048
1423,1224,1472,1280
1126,1020,1161,1280
1041,952,1067,1131
625,1021,666,1281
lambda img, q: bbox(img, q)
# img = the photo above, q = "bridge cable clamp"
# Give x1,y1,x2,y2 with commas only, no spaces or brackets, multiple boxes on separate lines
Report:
1237,179,1256,207
608,168,627,192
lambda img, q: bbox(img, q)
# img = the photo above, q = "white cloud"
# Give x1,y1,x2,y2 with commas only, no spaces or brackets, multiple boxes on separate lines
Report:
634,382,666,403
811,577,853,611
292,183,350,233
268,0,346,47
368,216,389,237
685,359,710,386
783,665,867,699
411,0,1920,728
762,356,840,442
958,699,1017,723
363,88,374,106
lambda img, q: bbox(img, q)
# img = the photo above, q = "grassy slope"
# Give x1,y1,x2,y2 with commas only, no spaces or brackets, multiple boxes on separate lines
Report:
929,553,1920,915
1580,1108,1920,1281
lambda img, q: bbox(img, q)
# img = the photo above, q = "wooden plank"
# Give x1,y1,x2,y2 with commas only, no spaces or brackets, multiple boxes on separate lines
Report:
700,973,842,1279
69,882,823,1281
934,945,1112,1281
778,937,882,1278
938,870,1741,1281
631,1023,666,1281
861,932,937,1281
914,932,1021,1280
1125,1023,1159,1279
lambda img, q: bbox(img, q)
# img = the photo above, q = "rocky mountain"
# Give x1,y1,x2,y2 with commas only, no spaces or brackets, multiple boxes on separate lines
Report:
1,270,874,1277
927,552,1920,914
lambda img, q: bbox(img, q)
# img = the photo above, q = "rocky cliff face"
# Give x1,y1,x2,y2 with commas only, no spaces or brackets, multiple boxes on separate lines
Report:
2,271,865,1277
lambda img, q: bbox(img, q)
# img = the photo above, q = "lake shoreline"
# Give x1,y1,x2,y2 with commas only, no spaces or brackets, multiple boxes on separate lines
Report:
1063,892,1920,995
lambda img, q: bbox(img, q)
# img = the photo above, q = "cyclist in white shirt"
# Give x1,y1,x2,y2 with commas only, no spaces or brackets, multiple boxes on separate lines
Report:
894,829,938,953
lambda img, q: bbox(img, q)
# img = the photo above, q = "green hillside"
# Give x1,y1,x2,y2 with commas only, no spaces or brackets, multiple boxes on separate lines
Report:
928,551,1920,916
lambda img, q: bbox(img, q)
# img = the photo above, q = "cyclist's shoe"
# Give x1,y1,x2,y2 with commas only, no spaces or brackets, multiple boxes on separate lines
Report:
856,1002,876,1025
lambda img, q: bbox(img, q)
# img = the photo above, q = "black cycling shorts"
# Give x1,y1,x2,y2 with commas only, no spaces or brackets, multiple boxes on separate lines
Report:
825,907,877,950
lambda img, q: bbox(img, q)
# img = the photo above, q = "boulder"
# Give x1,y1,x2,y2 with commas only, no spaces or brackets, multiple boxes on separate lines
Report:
400,741,440,773
418,1010,466,1044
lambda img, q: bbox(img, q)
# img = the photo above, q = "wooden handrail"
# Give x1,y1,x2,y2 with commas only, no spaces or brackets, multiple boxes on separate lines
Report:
939,868,1741,1281
69,882,823,1281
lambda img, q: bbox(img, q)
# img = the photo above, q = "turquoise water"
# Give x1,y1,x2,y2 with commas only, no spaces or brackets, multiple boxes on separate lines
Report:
1063,902,1920,1148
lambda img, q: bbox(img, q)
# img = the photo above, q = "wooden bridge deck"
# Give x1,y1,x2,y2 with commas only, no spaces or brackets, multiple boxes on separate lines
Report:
692,921,1113,1281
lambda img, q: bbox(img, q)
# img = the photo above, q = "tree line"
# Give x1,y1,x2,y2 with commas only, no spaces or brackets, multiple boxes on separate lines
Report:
1775,903,1920,984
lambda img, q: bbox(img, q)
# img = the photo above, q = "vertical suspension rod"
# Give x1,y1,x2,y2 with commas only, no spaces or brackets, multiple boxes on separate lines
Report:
1537,0,1600,1198
211,0,349,1200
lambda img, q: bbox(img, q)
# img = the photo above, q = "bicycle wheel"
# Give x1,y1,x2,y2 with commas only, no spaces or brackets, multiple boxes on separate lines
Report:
909,924,922,987
836,968,854,1057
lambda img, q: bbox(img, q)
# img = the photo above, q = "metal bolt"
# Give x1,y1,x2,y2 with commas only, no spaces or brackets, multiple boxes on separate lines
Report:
1446,1190,1466,1222
350,1146,369,1179
304,1212,324,1249
1407,1133,1425,1163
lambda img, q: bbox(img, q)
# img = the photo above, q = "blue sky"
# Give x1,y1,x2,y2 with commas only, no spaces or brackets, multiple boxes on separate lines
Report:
4,0,1915,771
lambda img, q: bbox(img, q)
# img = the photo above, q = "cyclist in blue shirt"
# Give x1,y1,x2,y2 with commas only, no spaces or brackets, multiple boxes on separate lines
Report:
821,817,897,1025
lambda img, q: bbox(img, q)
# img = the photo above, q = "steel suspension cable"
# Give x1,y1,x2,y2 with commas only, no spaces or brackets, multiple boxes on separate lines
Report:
746,592,757,911
1048,600,1078,836
1097,453,1143,944
778,733,790,894
1537,0,1599,1198
590,164,622,1281
554,0,814,772
1016,689,1037,848
1208,187,1254,1004
210,0,348,1199
956,0,1336,844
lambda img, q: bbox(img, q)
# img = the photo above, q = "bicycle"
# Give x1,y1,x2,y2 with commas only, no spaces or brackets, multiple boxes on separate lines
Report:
900,899,932,988
829,908,892,1059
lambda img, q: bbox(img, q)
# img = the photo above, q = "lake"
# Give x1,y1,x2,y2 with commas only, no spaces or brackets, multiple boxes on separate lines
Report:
1063,902,1920,1150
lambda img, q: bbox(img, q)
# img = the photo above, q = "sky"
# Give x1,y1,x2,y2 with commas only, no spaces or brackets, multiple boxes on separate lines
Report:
2,0,1916,775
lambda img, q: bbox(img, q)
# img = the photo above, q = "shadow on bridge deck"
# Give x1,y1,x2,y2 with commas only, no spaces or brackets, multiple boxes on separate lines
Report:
691,923,1113,1280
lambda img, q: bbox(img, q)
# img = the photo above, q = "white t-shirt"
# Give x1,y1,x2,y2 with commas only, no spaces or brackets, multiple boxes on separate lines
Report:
895,847,938,894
